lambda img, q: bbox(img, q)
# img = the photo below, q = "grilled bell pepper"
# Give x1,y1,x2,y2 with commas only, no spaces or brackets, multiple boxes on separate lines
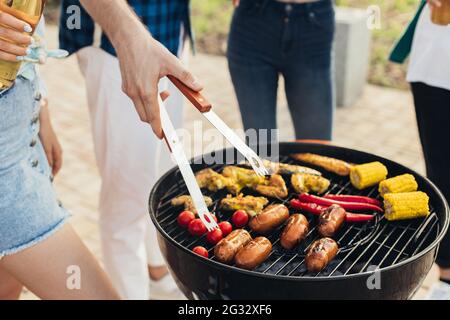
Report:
350,161,388,190
378,174,418,197
384,191,430,221
323,194,382,207
298,193,384,213
289,199,375,222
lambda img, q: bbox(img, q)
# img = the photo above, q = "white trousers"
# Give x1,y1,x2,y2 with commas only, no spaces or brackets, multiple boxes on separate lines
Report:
76,47,184,300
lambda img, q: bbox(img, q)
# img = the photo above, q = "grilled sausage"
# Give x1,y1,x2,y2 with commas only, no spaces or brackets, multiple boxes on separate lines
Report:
318,204,346,237
306,238,339,273
249,204,289,234
235,237,272,270
214,229,252,264
280,214,309,250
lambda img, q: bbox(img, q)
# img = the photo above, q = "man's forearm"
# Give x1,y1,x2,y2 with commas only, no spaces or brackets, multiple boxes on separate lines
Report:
79,0,148,51
79,0,202,138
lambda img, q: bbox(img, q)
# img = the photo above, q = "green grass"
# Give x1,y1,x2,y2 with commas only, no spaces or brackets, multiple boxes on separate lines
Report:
191,0,421,89
191,0,234,55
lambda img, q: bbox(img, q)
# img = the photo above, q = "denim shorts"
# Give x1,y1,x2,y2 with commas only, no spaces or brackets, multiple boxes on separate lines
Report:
0,76,69,258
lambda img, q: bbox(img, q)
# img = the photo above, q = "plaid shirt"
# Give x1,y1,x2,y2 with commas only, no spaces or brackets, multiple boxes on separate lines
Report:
59,0,191,57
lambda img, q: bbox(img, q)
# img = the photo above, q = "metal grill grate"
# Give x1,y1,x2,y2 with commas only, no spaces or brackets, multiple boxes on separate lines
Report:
154,156,440,278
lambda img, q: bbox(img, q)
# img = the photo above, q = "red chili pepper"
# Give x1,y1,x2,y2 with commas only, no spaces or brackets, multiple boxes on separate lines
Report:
323,194,382,207
289,199,374,222
290,199,323,215
298,193,383,213
344,212,375,222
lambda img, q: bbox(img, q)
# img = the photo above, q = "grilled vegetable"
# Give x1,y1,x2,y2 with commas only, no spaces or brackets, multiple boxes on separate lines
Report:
291,173,330,194
384,191,430,221
261,159,322,176
378,174,418,197
177,211,195,228
192,246,209,258
323,194,382,207
231,210,249,228
222,166,288,198
349,161,388,190
289,199,375,222
219,194,269,217
298,193,383,212
195,168,233,192
222,166,266,194
171,195,213,213
291,153,353,176
253,174,288,198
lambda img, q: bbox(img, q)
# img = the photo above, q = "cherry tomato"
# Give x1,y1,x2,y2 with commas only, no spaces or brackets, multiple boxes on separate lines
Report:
232,210,249,228
201,213,219,223
188,218,207,236
206,228,223,245
205,214,218,223
192,246,208,258
218,221,233,236
177,210,195,228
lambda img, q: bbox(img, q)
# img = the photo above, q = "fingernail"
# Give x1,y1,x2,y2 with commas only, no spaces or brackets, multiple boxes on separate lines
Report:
16,56,25,61
24,24,32,33
192,79,203,89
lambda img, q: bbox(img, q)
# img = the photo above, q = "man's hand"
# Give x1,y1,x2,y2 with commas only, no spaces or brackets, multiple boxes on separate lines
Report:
79,0,203,139
0,11,33,61
39,99,63,176
115,28,202,138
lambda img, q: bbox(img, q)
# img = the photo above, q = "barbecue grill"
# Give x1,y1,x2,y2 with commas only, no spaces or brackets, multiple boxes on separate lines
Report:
149,142,449,300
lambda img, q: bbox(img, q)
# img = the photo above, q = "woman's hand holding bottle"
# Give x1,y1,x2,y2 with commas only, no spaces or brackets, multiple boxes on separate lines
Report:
0,10,33,62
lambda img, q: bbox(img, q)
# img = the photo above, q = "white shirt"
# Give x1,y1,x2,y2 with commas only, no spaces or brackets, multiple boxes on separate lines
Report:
407,5,450,91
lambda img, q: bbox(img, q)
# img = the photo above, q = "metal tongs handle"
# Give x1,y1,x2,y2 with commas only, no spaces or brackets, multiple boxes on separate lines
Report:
167,75,212,113
159,94,218,232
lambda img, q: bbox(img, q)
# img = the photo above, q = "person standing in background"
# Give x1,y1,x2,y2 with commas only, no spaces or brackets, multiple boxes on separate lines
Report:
227,0,335,143
59,0,194,299
390,0,450,284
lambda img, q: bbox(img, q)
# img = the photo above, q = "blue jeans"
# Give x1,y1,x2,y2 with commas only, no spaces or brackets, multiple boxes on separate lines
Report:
227,0,335,141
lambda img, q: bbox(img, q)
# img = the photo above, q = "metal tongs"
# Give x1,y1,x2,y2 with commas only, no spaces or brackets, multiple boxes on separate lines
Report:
159,75,269,231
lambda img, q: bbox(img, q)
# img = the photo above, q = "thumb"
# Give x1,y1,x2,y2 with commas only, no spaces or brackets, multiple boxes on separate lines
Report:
169,58,203,92
160,90,170,101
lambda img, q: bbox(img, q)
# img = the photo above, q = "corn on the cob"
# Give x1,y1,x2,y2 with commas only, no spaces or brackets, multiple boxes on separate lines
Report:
379,174,418,197
350,161,388,190
384,191,430,221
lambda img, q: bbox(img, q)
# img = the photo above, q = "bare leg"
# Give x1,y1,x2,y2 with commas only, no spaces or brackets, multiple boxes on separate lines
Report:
148,265,168,281
441,268,450,281
0,267,22,300
0,224,120,300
